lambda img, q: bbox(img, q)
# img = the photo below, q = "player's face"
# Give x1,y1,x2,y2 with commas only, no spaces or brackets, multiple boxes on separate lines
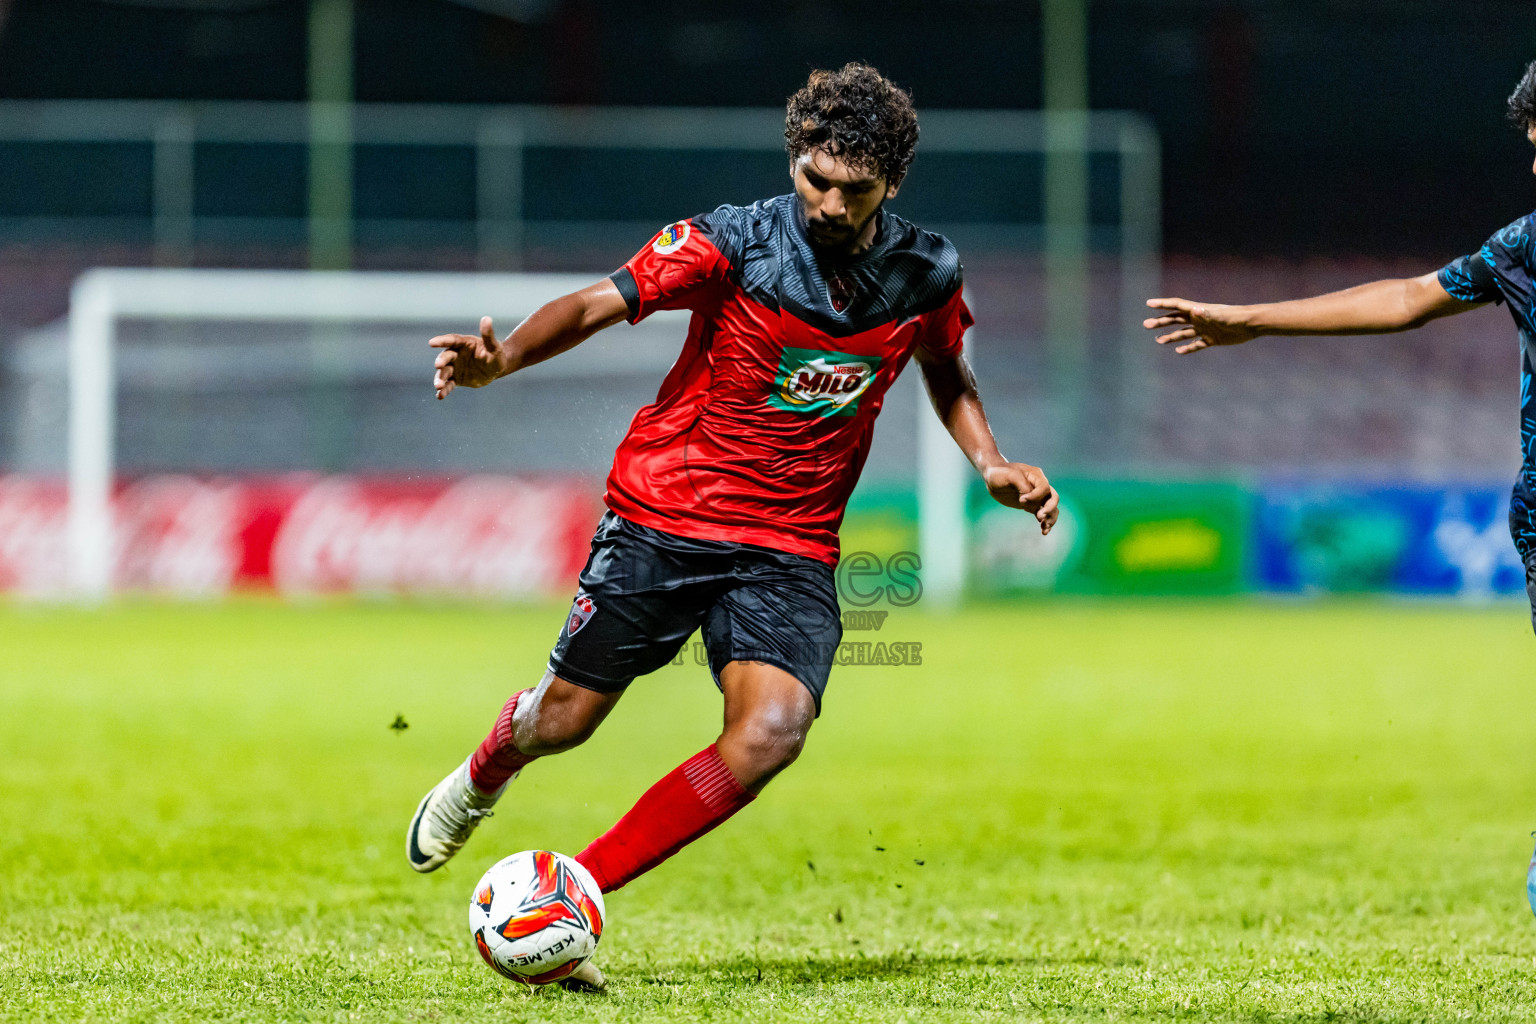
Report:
792,148,900,252
1528,125,1536,175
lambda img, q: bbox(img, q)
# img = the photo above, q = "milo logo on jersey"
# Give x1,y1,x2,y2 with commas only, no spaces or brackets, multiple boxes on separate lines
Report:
768,347,883,417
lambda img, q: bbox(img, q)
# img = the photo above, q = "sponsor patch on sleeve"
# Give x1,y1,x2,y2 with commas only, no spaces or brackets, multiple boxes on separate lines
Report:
652,220,691,255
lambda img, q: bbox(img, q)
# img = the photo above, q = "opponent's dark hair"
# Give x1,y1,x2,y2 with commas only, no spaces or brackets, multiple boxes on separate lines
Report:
784,63,919,186
1508,60,1536,131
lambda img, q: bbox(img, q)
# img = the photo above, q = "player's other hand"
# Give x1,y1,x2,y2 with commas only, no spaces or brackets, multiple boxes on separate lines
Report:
1143,298,1258,354
429,316,507,399
983,462,1059,535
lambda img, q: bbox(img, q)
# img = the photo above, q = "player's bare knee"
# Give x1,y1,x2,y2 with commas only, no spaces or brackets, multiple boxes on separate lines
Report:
762,725,808,772
748,722,807,768
523,713,598,755
722,708,811,785
514,674,612,755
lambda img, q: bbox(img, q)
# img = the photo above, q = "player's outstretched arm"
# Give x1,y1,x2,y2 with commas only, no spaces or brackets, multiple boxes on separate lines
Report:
429,278,631,399
915,348,1059,535
1142,272,1484,355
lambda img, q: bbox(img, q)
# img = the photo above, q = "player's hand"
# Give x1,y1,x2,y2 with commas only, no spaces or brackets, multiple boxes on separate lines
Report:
1143,298,1259,354
429,316,507,399
983,462,1059,535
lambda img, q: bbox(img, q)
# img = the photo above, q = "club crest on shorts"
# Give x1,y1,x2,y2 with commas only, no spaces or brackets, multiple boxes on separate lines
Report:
565,593,595,636
652,220,690,254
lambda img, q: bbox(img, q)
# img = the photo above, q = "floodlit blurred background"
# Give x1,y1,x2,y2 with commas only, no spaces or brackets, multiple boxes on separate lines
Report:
1,0,1533,603
11,11,1536,1021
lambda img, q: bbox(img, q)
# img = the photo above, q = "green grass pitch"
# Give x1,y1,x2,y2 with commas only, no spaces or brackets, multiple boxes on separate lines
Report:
3,598,1535,1022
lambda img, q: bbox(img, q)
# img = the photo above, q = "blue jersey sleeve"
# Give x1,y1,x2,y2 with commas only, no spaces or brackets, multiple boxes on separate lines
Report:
1438,251,1501,304
1438,214,1536,308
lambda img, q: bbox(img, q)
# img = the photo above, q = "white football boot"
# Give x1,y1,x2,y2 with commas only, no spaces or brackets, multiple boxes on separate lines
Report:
558,960,607,993
405,756,509,873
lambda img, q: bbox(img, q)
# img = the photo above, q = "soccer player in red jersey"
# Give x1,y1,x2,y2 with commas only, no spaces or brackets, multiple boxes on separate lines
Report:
406,64,1058,984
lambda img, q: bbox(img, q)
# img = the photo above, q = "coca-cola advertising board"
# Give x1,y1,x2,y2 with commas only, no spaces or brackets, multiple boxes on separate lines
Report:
0,475,602,599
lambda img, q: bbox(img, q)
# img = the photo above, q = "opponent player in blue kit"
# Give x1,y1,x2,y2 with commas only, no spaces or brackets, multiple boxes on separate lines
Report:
1144,61,1536,633
1143,61,1536,918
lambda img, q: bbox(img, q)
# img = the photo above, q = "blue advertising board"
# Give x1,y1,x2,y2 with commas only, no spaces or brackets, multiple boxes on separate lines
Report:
1255,481,1526,597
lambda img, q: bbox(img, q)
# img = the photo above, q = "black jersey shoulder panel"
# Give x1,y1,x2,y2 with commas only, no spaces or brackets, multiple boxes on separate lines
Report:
689,203,748,270
699,194,964,338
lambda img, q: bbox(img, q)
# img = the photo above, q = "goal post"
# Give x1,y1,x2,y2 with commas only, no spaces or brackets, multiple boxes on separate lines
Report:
63,268,972,602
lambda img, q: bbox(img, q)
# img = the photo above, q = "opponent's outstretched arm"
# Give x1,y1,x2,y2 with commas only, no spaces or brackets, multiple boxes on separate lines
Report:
1142,271,1485,355
915,348,1059,535
430,278,631,399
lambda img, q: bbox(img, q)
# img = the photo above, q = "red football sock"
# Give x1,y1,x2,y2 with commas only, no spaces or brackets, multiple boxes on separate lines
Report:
468,688,538,794
576,744,754,893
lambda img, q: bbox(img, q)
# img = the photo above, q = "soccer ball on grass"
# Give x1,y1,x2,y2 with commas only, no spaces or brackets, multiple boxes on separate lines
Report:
468,850,606,985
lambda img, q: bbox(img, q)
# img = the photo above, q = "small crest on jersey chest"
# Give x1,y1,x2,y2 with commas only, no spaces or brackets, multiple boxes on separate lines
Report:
827,272,855,313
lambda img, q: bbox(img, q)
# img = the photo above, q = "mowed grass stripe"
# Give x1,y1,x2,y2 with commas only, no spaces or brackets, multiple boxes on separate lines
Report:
1,599,1533,1021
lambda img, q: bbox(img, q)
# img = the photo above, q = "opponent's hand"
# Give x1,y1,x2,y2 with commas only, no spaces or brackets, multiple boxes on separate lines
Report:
983,462,1059,535
1143,298,1259,354
429,316,506,399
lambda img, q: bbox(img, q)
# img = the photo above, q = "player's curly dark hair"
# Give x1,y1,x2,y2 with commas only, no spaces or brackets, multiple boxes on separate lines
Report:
784,63,919,186
1508,60,1536,131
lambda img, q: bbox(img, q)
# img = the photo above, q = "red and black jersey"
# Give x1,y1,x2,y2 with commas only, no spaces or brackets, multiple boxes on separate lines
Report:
603,193,972,565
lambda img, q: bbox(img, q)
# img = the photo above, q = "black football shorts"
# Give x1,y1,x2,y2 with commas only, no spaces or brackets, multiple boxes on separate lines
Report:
547,512,843,710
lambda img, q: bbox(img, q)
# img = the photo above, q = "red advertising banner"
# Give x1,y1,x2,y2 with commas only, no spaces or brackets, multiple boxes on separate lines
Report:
0,475,602,599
